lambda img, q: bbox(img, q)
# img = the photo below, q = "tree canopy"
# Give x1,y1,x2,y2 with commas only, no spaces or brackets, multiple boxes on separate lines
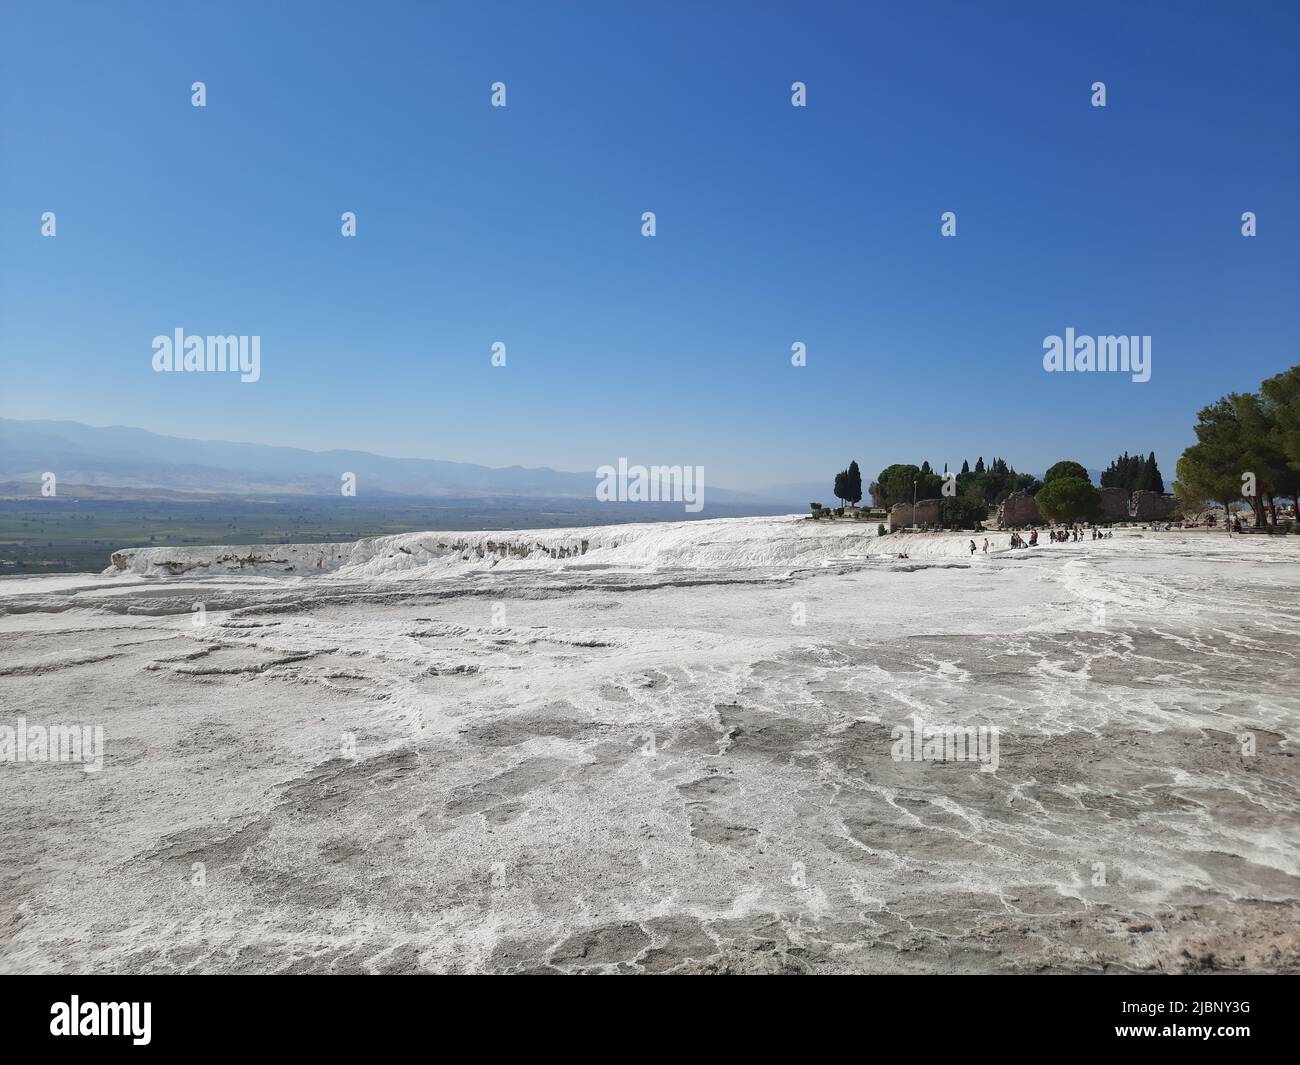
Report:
1175,368,1300,526
832,460,863,506
1261,366,1300,470
1043,460,1090,485
873,455,1031,510
940,494,988,529
824,368,1300,532
1100,451,1163,494
872,464,942,509
1036,477,1101,523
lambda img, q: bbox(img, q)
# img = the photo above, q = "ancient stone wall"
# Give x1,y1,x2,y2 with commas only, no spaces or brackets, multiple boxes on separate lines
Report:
1099,486,1129,523
1130,491,1176,521
997,490,1041,528
888,499,943,530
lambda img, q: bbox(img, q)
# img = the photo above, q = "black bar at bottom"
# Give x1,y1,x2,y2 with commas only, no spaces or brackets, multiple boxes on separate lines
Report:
3,973,1293,1051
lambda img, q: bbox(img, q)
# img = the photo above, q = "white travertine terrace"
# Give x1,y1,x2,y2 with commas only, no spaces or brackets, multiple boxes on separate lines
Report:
2,518,1297,973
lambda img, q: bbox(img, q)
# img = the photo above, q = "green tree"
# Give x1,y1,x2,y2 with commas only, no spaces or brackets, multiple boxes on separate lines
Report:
845,460,863,506
940,493,989,530
1176,374,1300,527
1004,472,1041,501
1261,366,1300,472
1102,451,1140,492
1176,397,1248,530
1043,460,1090,485
1174,452,1237,526
1232,392,1289,526
873,464,944,508
1035,477,1101,523
1137,451,1164,493
1260,367,1300,515
873,464,922,509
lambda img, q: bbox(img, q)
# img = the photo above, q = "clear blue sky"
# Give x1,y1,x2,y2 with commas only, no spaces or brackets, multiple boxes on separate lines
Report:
2,0,1297,491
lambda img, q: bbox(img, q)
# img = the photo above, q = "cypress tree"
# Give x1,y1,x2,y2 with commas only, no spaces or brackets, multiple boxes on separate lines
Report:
846,460,863,505
1145,451,1164,494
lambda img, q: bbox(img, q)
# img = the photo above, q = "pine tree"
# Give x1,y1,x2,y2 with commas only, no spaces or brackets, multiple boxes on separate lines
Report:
975,457,985,474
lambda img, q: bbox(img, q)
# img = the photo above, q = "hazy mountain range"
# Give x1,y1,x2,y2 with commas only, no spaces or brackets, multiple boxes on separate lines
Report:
0,418,822,506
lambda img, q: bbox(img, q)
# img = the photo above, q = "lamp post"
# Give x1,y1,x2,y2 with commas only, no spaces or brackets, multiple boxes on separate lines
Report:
912,480,917,532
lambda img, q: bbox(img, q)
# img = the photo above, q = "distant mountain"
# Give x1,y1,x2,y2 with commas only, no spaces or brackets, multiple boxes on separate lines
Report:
749,482,834,507
0,480,230,502
0,418,772,505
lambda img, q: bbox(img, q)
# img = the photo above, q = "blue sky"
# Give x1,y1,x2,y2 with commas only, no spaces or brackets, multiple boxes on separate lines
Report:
2,0,1297,491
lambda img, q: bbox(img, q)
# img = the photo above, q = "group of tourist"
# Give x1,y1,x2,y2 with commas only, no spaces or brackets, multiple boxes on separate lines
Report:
912,526,1121,559
1006,526,1113,549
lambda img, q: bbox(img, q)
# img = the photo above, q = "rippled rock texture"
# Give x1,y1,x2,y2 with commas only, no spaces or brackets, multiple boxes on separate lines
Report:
1,518,1297,973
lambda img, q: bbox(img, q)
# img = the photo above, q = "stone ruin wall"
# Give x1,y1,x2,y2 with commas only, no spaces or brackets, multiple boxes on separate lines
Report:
888,498,943,531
